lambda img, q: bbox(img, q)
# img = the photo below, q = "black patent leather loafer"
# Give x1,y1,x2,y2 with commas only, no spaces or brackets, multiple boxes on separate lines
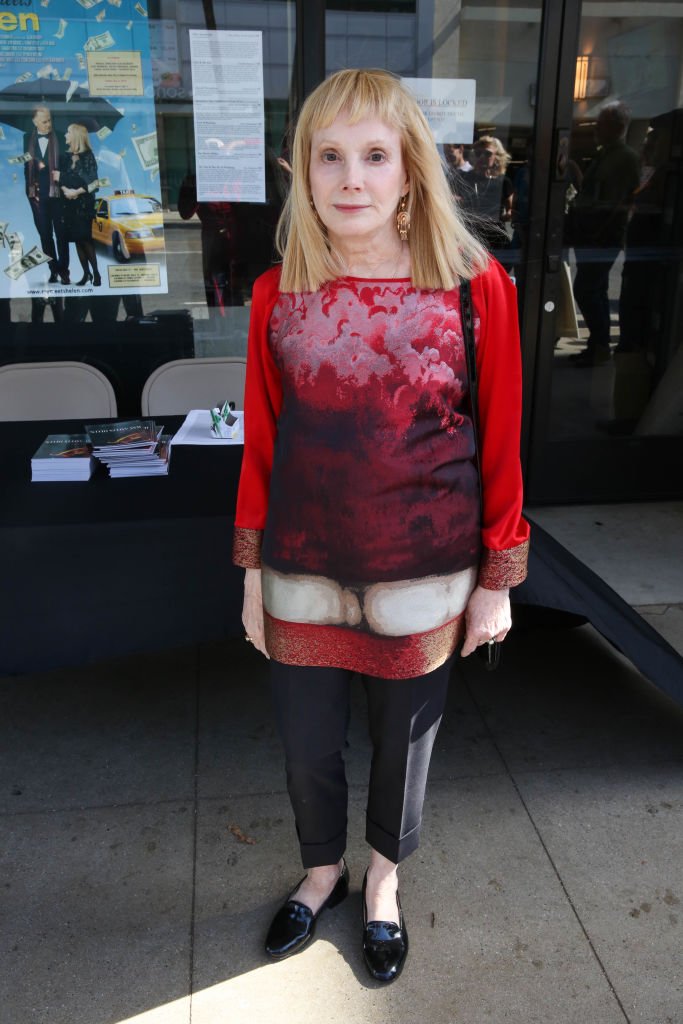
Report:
264,860,350,960
361,870,408,983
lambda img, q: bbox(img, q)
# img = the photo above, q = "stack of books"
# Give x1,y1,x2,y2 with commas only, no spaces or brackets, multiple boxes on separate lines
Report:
31,434,96,482
85,419,172,478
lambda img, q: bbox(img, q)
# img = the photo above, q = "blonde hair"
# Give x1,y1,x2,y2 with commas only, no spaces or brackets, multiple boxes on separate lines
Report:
67,123,92,156
473,136,511,177
277,68,488,292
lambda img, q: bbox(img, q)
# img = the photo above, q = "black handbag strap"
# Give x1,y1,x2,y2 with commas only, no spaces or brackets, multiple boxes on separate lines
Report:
459,279,483,515
460,277,501,670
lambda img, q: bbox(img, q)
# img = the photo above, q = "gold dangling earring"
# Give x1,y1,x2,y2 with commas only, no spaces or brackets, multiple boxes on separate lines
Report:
396,195,410,241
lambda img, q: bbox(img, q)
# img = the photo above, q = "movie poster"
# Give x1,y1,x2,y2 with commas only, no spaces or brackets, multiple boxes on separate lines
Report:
0,0,167,298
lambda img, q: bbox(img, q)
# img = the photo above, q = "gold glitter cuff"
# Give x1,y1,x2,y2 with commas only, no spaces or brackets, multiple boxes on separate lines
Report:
232,527,263,568
478,538,529,590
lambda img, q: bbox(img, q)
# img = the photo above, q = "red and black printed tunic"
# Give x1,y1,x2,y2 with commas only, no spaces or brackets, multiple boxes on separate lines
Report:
232,259,530,678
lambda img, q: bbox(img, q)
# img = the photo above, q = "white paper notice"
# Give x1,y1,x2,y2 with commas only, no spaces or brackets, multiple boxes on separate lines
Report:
402,78,476,145
190,29,265,202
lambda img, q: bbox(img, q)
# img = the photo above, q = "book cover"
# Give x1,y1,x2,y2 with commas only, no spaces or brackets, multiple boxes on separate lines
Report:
85,420,161,449
32,434,93,461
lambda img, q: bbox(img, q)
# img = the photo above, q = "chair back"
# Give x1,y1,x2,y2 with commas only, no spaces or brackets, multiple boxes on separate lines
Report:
0,361,117,421
141,357,247,415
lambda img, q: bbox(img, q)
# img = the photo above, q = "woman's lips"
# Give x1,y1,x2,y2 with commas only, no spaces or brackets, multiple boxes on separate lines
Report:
334,204,369,212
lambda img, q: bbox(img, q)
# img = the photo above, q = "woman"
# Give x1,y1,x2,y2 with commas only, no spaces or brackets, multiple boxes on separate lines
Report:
233,69,529,983
58,124,101,287
457,135,514,253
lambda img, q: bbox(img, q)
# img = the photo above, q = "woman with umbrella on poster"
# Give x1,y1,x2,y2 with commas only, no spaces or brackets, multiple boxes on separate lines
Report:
56,122,101,286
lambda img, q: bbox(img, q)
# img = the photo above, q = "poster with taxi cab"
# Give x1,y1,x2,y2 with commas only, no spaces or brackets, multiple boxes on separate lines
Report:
0,0,168,298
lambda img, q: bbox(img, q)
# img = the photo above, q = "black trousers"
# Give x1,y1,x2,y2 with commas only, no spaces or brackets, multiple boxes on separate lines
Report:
28,196,69,276
573,248,620,353
269,657,452,868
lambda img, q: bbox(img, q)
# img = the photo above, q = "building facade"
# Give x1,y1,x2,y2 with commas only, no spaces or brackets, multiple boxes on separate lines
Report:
2,0,682,504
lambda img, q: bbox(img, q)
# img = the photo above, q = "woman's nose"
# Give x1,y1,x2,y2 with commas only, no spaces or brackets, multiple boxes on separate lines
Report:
341,158,364,189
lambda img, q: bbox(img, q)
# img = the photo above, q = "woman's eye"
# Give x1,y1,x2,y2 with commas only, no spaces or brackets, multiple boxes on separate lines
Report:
369,151,386,162
321,151,338,162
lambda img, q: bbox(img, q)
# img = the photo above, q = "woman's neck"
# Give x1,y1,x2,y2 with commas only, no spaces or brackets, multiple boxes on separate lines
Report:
331,236,410,278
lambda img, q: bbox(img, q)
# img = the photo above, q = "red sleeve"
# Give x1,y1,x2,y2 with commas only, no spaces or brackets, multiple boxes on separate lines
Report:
232,267,283,568
470,259,530,589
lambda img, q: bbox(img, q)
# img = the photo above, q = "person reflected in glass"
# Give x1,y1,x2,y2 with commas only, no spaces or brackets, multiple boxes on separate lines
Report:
178,150,289,311
24,105,70,285
567,102,639,368
442,141,472,189
178,173,236,311
56,124,101,287
608,124,669,431
233,69,529,984
454,136,514,258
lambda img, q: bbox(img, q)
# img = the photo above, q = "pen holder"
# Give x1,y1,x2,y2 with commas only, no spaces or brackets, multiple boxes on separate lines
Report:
210,400,239,439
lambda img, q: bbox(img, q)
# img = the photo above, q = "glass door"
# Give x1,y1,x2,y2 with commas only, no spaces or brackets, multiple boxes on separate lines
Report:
526,0,683,502
325,0,545,317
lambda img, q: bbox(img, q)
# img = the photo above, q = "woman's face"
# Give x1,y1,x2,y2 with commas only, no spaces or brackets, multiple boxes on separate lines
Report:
474,146,496,174
65,126,74,148
309,114,409,248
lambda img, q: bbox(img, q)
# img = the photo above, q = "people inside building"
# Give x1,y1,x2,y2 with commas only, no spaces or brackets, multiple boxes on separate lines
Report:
606,121,671,431
178,149,289,311
567,101,640,367
442,140,472,182
453,135,514,257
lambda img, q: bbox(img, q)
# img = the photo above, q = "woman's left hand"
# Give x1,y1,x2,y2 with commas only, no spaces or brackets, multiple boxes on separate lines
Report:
460,585,511,657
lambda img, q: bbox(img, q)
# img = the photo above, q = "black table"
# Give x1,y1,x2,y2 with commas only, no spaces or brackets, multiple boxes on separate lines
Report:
3,420,682,708
0,418,245,675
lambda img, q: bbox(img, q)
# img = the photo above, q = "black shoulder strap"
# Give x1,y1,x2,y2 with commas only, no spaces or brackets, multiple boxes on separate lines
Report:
459,279,483,515
459,278,502,670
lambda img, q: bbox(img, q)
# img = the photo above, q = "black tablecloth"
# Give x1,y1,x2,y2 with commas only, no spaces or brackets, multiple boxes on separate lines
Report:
0,418,242,528
1,417,245,674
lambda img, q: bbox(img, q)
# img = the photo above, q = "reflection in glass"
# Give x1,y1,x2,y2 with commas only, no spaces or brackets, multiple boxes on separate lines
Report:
326,1,543,294
552,6,683,442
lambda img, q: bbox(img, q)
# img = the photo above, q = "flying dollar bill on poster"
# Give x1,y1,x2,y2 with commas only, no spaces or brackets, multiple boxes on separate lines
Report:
7,232,23,259
0,0,168,299
84,29,115,52
87,176,111,192
131,131,158,172
4,246,51,280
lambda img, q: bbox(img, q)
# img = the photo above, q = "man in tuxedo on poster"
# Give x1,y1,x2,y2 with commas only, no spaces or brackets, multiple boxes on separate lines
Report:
24,105,70,284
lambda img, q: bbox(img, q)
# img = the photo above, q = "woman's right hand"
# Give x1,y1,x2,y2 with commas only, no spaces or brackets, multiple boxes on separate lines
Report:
242,567,269,659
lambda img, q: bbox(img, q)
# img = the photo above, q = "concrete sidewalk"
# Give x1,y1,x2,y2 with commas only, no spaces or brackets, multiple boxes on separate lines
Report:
2,621,682,1024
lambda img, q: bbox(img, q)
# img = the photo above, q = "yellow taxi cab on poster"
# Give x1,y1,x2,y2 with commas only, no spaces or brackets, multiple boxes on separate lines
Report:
92,190,165,263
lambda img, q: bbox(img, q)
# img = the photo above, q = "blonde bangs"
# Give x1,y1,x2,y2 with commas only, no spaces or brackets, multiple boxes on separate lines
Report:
68,123,92,154
278,69,488,293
